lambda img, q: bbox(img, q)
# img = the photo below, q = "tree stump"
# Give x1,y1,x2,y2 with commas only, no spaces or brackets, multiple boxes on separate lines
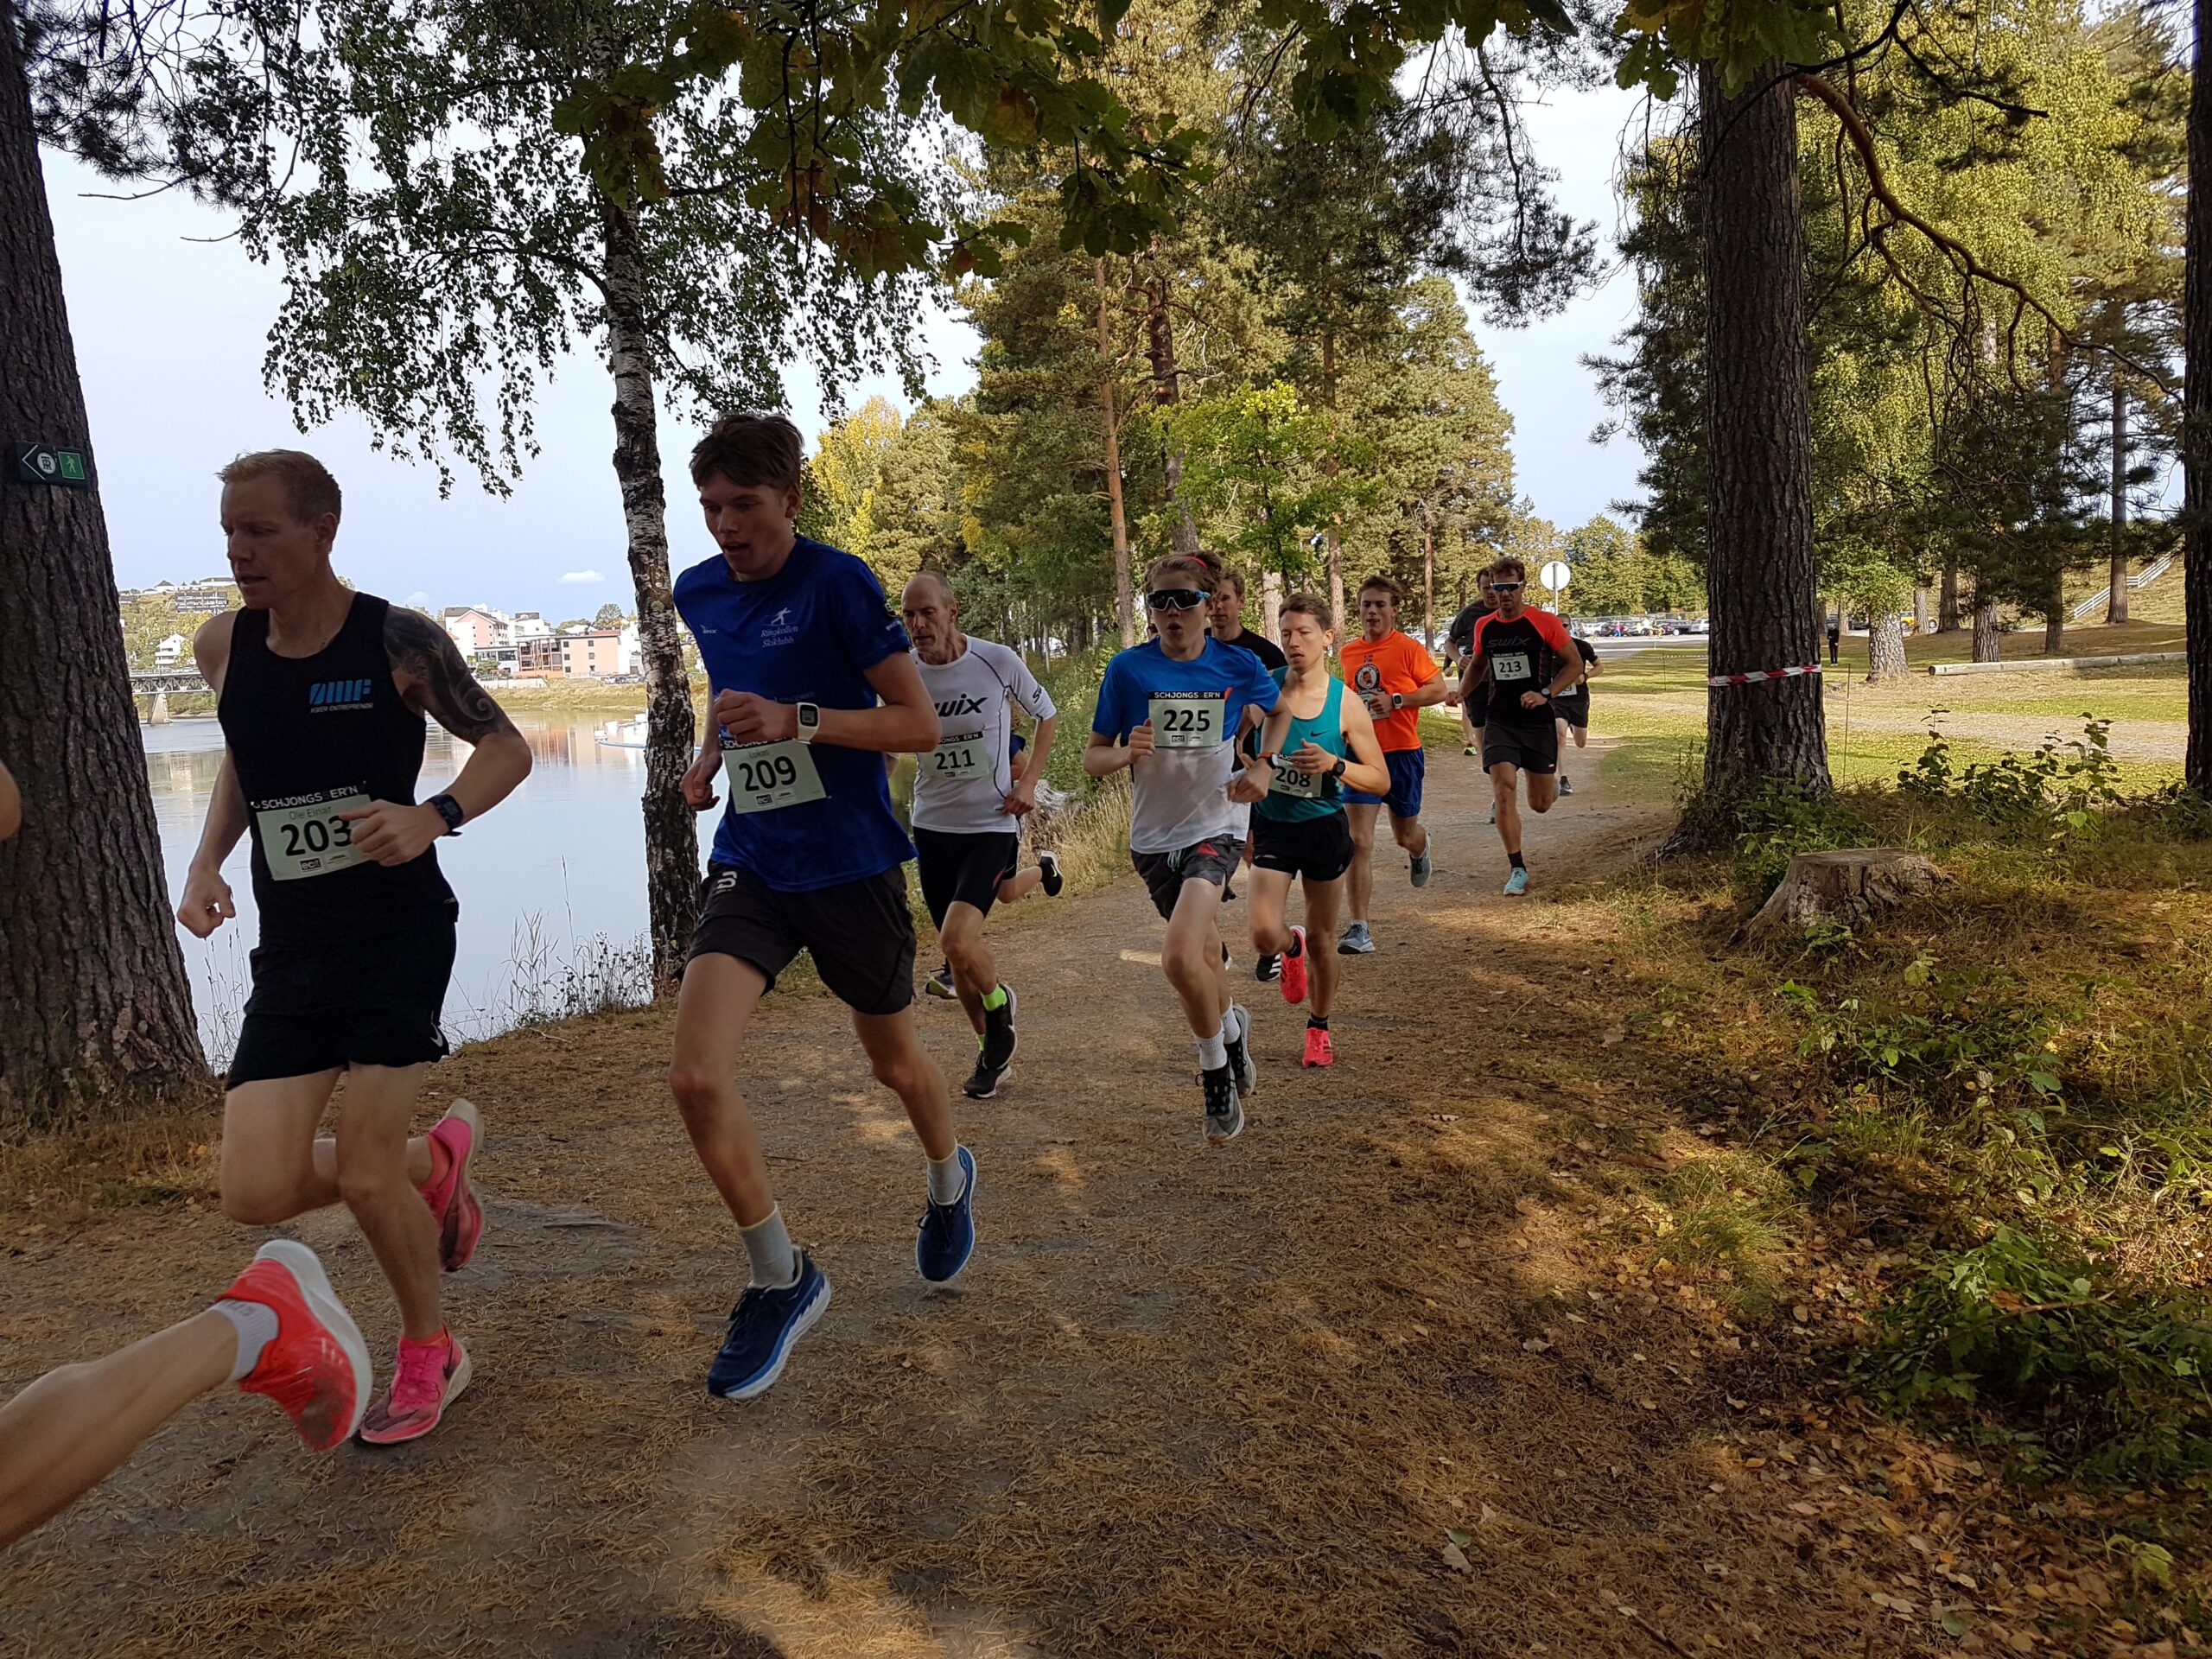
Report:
1746,849,1948,939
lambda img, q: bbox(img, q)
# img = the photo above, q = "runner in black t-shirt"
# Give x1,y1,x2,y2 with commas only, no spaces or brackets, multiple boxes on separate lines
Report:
1208,569,1288,672
1464,557,1586,895
1444,570,1497,760
1550,632,1600,796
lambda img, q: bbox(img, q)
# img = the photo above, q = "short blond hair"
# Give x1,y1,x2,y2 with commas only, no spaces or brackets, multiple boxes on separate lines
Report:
218,449,341,524
1145,554,1216,593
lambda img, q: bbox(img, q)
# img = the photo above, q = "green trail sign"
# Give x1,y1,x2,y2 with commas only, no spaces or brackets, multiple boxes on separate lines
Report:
15,443,92,488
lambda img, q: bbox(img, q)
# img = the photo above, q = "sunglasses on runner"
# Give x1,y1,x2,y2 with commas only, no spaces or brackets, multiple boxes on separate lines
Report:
1491,581,1524,592
1146,588,1209,612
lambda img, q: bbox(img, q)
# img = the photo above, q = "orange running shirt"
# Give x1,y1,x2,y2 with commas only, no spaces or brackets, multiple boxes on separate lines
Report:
1338,631,1439,753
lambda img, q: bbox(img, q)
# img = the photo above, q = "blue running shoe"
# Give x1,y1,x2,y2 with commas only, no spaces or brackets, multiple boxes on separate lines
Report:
916,1145,976,1283
1503,867,1530,897
708,1250,831,1401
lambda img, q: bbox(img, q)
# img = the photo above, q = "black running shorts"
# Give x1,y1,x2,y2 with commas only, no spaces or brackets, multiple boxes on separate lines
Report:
1250,810,1354,883
913,826,1020,930
226,902,458,1087
1553,691,1590,730
689,863,915,1016
1482,719,1559,776
1130,835,1243,922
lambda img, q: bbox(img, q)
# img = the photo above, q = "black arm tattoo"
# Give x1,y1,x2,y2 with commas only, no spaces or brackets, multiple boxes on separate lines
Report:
384,607,519,744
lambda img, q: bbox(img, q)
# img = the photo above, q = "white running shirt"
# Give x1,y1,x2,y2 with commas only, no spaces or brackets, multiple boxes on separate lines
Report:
912,638,1058,835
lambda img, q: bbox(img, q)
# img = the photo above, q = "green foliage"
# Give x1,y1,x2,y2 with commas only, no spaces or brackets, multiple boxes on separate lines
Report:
1897,717,2127,832
1170,384,1347,581
1857,1225,2212,1482
1729,783,1875,904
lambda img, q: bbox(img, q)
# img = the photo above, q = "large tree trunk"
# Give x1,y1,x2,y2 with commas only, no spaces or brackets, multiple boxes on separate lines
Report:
0,16,208,1131
2191,0,2212,797
1320,320,1344,626
2108,371,2130,625
1688,60,1829,830
600,190,698,988
1939,557,1961,631
1422,514,1438,650
1096,261,1135,647
1912,584,1929,634
1260,569,1284,643
1866,613,1908,681
1972,598,2001,663
2044,578,2065,655
1141,246,1200,556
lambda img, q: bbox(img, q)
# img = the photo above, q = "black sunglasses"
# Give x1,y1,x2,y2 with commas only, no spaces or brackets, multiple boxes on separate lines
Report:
1146,588,1209,612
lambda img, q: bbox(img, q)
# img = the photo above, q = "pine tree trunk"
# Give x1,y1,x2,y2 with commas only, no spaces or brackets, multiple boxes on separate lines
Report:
2044,575,2065,655
1913,585,1929,634
1866,613,1908,681
2190,0,2212,797
0,16,209,1131
1422,515,1437,650
1261,569,1284,643
1972,599,2001,663
1688,60,1829,832
2108,372,2130,625
1940,558,1960,631
1096,261,1135,647
1320,321,1344,626
1142,249,1200,556
599,189,698,988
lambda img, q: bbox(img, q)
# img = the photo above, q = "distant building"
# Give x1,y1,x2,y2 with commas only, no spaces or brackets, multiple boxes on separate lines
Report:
440,606,507,654
152,632,190,667
510,611,552,643
559,628,629,679
517,638,566,677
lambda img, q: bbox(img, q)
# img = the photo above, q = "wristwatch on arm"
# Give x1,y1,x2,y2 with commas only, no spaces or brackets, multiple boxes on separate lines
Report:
794,702,822,744
428,792,465,836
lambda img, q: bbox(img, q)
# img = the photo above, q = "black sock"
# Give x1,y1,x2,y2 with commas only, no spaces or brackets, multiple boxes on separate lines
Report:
1509,852,1526,870
1284,931,1303,959
1307,1014,1329,1030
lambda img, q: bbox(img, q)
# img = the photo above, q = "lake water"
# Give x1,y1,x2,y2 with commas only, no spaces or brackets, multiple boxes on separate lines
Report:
144,715,710,1065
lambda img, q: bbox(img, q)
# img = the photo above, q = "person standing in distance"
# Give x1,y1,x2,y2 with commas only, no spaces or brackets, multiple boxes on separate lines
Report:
1237,597,1390,1068
1087,555,1278,1142
900,571,1061,1101
177,449,531,1446
1463,556,1586,893
670,412,974,1405
1550,628,1601,796
1336,575,1448,954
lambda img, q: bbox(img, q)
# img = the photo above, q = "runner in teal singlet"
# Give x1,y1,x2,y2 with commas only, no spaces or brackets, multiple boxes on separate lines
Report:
1231,595,1389,1069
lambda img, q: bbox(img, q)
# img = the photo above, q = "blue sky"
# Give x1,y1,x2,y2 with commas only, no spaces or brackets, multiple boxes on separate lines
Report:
45,81,1647,620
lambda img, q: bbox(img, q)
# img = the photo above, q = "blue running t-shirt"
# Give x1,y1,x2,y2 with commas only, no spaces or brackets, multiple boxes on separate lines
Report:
674,537,915,891
1092,637,1278,854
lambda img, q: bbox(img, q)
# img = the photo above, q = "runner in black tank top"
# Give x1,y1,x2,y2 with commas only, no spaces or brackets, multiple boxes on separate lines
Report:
176,449,533,1447
220,592,454,933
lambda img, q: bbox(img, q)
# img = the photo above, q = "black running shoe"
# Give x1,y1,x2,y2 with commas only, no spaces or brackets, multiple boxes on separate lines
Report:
963,1048,1011,1100
1255,953,1281,983
924,962,956,1000
981,983,1017,1072
1037,849,1064,898
1202,1065,1243,1143
1224,1003,1258,1098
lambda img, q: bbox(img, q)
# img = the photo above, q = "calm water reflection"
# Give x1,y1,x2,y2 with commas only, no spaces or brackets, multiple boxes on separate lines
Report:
144,714,711,1064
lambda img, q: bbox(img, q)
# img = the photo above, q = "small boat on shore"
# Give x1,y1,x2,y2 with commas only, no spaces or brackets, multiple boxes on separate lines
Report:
594,719,650,749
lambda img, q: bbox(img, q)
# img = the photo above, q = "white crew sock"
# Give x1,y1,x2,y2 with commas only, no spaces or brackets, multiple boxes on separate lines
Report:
1195,1028,1229,1071
741,1206,799,1289
928,1147,969,1205
213,1299,278,1384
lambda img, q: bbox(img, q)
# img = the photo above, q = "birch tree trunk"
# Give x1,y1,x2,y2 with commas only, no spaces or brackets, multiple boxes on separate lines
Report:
1097,261,1135,646
0,14,209,1130
2108,372,2130,625
599,188,698,986
1688,61,1830,832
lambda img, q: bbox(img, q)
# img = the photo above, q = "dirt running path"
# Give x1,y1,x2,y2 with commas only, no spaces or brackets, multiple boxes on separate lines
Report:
1,736,1939,1657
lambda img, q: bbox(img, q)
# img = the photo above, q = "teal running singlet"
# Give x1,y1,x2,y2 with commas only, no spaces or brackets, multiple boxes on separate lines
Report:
1255,668,1349,824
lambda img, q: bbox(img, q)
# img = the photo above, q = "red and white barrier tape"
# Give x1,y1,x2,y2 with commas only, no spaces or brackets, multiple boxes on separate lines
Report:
1707,663,1823,687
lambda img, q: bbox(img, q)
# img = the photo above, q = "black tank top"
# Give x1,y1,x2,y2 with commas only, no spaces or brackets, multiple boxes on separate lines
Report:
219,591,454,936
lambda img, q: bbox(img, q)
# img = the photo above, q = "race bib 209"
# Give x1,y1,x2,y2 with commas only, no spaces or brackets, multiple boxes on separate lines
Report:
720,736,826,814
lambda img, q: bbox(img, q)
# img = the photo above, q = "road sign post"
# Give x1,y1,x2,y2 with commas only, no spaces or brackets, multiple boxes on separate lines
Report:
1538,559,1572,607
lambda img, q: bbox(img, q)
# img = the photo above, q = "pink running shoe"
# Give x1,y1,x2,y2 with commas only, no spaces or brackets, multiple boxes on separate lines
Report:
357,1330,472,1446
1278,926,1309,1006
417,1099,484,1273
1301,1026,1334,1069
220,1239,372,1452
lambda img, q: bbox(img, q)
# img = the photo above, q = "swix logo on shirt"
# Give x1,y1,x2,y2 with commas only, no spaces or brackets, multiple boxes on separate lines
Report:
934,693,988,717
307,677,376,711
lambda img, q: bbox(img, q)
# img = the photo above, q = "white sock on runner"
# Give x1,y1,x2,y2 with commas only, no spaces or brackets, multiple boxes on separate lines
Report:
213,1299,278,1384
927,1147,968,1205
1195,1028,1229,1071
741,1207,799,1289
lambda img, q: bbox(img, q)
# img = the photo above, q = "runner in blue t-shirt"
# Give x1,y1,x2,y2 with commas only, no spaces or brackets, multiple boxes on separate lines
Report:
669,412,976,1406
1086,554,1278,1143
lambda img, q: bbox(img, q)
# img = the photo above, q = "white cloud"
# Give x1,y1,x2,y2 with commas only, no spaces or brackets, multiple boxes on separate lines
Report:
558,569,603,584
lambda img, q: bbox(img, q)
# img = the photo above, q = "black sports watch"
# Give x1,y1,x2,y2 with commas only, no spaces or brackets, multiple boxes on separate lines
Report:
1330,756,1347,779
428,792,465,836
